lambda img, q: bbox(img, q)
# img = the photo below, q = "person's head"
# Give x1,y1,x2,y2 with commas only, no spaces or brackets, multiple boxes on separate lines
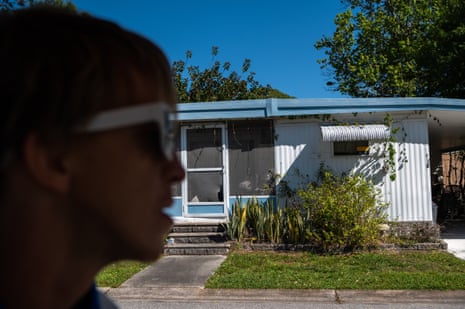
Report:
0,7,184,261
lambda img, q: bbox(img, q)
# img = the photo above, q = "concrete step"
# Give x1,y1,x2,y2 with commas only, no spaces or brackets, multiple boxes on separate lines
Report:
168,232,227,244
164,222,229,255
164,243,230,255
170,222,226,233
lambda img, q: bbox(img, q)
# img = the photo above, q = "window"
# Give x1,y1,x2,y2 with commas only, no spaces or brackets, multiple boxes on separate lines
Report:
334,140,370,156
228,120,274,195
320,124,388,157
321,124,389,142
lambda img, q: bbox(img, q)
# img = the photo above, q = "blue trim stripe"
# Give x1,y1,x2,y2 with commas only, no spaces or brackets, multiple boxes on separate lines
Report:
187,204,224,214
177,98,465,121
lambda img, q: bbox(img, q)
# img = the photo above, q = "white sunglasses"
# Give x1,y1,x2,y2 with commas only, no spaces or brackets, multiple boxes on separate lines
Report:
75,102,176,160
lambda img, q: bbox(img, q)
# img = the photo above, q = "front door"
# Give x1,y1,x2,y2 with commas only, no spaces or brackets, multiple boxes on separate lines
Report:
181,124,228,218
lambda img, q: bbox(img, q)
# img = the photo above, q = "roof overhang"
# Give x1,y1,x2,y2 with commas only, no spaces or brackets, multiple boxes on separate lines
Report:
177,98,465,153
427,110,465,152
177,98,465,121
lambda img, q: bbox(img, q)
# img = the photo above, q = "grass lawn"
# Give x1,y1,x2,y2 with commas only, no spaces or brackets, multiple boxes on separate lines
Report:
96,261,149,288
205,250,465,290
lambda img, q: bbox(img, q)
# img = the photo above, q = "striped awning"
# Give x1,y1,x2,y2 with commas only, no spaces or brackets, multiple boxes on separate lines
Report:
321,124,390,142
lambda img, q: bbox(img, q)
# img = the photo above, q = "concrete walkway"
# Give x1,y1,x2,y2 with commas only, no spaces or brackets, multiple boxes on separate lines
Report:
106,255,227,301
119,255,226,289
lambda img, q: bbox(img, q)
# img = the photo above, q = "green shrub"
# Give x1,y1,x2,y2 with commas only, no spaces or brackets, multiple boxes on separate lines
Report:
298,170,388,252
225,169,389,253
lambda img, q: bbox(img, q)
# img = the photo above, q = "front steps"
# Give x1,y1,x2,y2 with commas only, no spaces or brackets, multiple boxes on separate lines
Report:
164,222,230,255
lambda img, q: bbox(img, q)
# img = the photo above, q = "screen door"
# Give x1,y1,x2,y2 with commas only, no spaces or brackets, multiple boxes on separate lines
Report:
181,124,228,217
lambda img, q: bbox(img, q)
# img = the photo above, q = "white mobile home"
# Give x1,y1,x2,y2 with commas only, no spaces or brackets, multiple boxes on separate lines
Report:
166,98,465,224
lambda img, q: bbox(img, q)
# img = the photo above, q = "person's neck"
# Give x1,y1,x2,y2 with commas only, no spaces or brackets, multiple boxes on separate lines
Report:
0,194,104,308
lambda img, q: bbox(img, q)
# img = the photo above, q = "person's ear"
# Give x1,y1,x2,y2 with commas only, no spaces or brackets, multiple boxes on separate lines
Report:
22,132,71,194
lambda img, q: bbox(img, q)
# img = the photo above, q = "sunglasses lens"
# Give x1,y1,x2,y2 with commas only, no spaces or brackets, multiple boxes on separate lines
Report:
76,102,177,160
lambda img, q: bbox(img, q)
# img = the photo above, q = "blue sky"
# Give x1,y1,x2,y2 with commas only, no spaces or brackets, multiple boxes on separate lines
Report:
72,1,349,99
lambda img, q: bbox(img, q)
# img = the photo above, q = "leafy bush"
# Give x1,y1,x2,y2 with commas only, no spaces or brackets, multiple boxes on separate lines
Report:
297,171,389,252
225,169,389,253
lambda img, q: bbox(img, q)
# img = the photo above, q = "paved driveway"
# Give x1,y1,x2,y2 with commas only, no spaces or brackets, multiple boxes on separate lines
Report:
441,220,465,259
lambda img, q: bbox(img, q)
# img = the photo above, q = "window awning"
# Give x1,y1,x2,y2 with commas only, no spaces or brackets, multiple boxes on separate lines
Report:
321,124,390,142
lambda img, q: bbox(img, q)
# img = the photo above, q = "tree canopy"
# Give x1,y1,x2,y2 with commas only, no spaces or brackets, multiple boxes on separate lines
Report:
1,0,76,11
418,0,465,98
315,0,465,98
172,46,292,103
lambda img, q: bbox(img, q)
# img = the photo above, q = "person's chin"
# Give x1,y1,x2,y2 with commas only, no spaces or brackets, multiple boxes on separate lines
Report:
121,228,167,261
155,209,173,238
141,248,164,262
132,238,165,262
150,223,174,256
127,214,173,261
